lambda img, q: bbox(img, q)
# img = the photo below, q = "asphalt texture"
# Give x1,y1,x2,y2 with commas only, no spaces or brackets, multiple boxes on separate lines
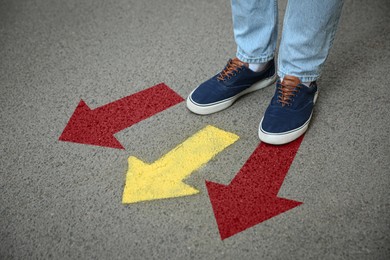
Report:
1,0,389,259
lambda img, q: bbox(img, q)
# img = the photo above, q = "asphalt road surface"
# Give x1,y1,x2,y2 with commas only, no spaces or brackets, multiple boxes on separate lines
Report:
1,0,389,259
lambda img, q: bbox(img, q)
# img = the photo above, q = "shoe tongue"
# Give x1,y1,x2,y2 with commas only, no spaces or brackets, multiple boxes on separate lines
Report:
282,75,301,87
232,57,248,68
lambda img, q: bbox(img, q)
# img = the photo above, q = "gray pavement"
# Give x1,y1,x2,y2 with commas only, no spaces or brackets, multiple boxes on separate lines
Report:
1,0,389,259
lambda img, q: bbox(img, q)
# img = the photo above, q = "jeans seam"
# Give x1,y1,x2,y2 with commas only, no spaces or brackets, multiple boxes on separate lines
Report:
316,12,342,74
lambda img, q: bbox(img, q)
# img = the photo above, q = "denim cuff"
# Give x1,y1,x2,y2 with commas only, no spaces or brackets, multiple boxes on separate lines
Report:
236,47,274,64
277,69,319,83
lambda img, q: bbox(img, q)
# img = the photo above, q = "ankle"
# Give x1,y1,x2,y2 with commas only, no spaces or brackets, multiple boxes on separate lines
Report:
302,81,312,87
248,61,270,72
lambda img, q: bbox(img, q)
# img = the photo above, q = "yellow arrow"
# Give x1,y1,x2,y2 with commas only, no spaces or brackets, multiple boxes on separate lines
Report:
122,125,239,204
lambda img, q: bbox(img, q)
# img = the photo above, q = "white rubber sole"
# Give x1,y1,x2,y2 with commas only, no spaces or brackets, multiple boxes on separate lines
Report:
186,74,277,115
258,91,319,145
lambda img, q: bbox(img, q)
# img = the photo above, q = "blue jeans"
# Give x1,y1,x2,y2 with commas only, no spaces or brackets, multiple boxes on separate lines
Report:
232,0,344,82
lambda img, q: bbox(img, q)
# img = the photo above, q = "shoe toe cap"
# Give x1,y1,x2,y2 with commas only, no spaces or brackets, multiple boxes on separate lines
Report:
189,79,234,105
261,107,311,134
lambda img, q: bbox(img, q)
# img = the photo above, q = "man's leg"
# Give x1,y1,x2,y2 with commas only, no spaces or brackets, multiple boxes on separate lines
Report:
259,0,344,145
278,0,344,82
232,0,278,64
186,0,278,115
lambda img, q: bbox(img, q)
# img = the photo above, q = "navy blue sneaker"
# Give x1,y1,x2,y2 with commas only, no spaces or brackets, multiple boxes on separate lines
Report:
259,75,318,145
187,58,276,115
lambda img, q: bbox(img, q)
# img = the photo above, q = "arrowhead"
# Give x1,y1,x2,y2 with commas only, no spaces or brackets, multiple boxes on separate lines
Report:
59,100,124,149
122,156,199,204
206,180,302,240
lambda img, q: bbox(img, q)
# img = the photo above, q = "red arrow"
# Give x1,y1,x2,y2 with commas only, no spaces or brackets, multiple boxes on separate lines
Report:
206,136,304,240
59,83,184,149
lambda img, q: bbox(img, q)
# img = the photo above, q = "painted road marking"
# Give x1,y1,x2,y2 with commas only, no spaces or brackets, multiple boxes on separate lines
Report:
59,81,306,240
206,136,304,240
59,83,184,149
122,125,239,204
